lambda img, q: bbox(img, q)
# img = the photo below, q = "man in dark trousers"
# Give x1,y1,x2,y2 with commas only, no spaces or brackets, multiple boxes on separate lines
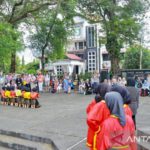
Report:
127,78,139,129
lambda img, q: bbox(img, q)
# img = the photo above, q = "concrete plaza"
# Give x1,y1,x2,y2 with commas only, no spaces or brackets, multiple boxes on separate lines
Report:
0,93,149,150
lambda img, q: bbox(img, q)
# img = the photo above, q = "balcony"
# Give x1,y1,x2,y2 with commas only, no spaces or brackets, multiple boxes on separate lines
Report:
67,47,86,54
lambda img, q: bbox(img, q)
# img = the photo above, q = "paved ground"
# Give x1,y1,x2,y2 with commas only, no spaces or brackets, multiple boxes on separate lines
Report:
137,96,150,134
0,93,149,150
0,93,92,150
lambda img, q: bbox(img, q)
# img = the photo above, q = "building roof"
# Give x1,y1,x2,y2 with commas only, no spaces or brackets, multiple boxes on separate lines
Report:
66,53,82,61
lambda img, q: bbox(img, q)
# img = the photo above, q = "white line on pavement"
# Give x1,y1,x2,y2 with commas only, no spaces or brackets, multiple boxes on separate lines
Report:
66,137,87,150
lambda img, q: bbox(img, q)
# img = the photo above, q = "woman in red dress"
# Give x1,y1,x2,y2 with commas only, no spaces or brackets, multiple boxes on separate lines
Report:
86,83,111,149
97,91,136,150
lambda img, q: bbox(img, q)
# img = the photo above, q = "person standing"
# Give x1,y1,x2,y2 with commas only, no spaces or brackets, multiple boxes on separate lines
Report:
127,79,139,129
63,76,69,93
37,72,44,93
97,92,136,150
84,79,92,95
44,72,50,92
86,83,111,150
91,71,99,93
15,75,23,87
0,72,5,90
110,84,133,117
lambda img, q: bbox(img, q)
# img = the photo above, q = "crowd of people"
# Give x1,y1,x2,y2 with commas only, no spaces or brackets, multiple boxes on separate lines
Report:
86,76,140,150
0,71,149,148
0,71,149,95
0,72,43,108
0,71,149,110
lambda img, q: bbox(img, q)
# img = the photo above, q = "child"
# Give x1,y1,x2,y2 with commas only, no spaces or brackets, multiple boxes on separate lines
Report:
5,86,11,105
31,87,39,109
21,86,26,107
23,88,31,108
10,86,16,106
15,86,22,107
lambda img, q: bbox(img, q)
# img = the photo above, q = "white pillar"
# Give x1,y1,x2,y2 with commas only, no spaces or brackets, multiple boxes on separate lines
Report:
54,66,57,76
68,65,74,76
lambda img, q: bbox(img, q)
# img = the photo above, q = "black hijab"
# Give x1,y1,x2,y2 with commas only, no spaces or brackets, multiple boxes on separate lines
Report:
105,91,126,126
95,83,111,99
111,84,131,104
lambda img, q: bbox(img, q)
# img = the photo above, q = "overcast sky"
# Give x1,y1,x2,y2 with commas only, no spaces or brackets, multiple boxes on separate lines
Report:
18,48,35,64
17,23,35,64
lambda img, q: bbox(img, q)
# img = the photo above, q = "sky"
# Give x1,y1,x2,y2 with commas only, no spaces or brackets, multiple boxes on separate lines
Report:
17,23,35,64
18,48,35,64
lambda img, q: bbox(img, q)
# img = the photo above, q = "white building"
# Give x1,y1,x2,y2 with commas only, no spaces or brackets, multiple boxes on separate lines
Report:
45,17,127,76
44,53,84,76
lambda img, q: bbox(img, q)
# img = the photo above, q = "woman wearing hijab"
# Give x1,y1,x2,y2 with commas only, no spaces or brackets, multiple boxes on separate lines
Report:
111,84,132,117
86,83,111,150
86,83,110,113
96,91,136,150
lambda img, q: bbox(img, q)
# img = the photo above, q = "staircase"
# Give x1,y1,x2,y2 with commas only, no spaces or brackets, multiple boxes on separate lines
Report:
0,130,59,150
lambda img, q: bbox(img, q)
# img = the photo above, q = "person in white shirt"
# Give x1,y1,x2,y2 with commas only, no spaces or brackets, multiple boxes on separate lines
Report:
44,72,50,92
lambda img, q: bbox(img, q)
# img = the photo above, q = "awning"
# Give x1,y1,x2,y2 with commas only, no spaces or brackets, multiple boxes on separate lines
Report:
66,54,82,61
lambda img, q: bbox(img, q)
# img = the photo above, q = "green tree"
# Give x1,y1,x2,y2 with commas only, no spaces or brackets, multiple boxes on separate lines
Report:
0,0,76,73
24,61,39,74
0,22,22,73
17,60,39,74
124,45,150,69
78,0,148,75
28,0,76,72
0,0,57,72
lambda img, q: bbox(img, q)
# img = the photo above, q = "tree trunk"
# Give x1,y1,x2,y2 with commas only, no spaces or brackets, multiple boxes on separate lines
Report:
41,49,45,73
110,56,120,76
0,0,4,5
10,52,16,73
106,33,121,76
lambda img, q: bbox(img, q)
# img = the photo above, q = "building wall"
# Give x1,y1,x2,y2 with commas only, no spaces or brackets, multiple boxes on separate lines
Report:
65,17,129,74
66,18,103,73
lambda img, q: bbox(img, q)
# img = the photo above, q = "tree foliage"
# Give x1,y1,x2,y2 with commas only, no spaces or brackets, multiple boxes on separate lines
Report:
124,45,150,69
0,22,22,72
0,0,57,24
16,60,39,74
78,0,148,75
0,0,57,72
24,61,39,74
28,12,68,60
0,0,77,73
28,0,77,72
